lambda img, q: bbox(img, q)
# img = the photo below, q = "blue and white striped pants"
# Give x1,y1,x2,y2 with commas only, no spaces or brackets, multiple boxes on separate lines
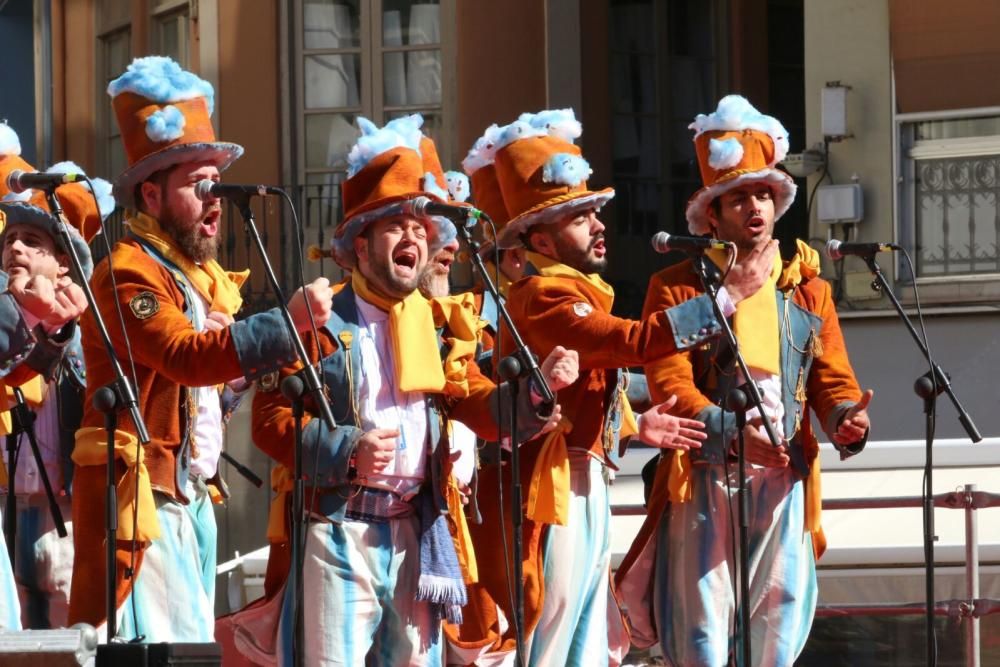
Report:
115,480,217,643
278,514,442,666
654,464,816,667
526,453,627,667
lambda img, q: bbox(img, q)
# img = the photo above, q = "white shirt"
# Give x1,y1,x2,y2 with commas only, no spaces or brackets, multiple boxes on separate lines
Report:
188,291,225,480
355,295,428,499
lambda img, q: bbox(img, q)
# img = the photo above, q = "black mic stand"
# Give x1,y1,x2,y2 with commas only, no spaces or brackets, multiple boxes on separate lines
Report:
688,251,781,667
279,374,306,667
3,386,69,567
861,254,981,667
41,187,150,644
725,387,751,667
455,216,553,667
228,193,336,432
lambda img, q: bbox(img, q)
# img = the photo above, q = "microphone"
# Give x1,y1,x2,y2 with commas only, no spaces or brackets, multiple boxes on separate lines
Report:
651,231,732,254
403,195,483,225
825,238,897,260
7,169,83,194
194,180,285,202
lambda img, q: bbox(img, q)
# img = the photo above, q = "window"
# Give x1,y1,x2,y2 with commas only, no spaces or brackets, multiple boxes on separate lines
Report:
293,0,451,278
608,0,724,239
898,111,1000,279
96,0,131,179
151,0,191,67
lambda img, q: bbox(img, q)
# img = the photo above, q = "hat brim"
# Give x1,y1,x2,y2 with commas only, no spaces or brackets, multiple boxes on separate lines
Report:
330,196,457,271
0,202,94,278
496,188,615,249
685,169,796,235
113,141,244,209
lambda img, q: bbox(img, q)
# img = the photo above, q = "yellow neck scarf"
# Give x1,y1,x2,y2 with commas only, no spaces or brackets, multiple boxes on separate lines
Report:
707,247,782,376
524,251,615,312
127,212,248,316
350,271,482,398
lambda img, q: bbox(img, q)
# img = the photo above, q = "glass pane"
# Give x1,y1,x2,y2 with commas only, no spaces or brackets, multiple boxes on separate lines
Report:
383,49,440,107
304,54,361,109
915,115,1000,141
305,113,360,171
301,173,349,284
109,136,127,181
303,0,361,49
386,110,441,146
157,12,188,67
382,0,440,47
105,29,131,79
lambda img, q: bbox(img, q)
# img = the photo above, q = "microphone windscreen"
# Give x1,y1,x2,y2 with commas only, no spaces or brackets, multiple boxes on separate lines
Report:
825,238,843,260
651,231,671,253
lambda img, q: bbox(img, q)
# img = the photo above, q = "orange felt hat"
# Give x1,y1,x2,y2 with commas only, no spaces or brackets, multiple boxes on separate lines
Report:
331,115,454,269
486,110,613,249
685,95,797,235
107,56,243,209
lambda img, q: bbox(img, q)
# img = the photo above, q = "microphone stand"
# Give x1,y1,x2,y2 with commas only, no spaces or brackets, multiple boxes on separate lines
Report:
279,374,306,667
228,193,336,432
3,387,68,567
42,186,150,644
454,216,553,667
861,254,981,667
725,388,751,667
688,250,781,667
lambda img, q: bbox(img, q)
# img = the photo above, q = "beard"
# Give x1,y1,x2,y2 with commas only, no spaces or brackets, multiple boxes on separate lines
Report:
553,233,607,274
418,262,451,298
161,204,219,264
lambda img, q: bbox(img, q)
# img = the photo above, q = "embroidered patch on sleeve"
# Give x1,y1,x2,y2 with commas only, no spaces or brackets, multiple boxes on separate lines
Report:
257,371,279,393
129,291,160,320
572,302,593,317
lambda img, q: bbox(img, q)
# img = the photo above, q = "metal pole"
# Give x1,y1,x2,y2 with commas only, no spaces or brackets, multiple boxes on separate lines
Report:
964,484,980,667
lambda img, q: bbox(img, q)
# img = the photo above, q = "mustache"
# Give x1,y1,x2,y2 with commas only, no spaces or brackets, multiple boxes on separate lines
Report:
588,234,605,250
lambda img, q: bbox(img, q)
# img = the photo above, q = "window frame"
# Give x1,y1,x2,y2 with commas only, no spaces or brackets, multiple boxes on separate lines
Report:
895,104,1000,288
150,0,192,68
95,2,132,179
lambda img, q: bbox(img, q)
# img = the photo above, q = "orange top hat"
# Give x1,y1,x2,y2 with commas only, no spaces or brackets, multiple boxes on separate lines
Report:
685,94,797,235
107,56,243,209
488,109,613,249
331,114,453,269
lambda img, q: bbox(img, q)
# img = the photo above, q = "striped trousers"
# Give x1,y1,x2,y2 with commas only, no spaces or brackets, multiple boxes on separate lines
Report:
654,465,816,667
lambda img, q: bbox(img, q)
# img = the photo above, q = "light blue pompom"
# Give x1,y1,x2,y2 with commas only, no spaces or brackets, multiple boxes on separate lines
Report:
708,137,745,170
347,115,425,178
422,172,449,201
145,105,187,143
541,153,592,187
108,56,215,115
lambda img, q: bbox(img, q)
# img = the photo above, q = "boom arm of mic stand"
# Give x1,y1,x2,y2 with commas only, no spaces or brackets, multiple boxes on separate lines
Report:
863,255,981,442
691,254,782,449
455,223,553,403
233,198,336,430
43,189,150,443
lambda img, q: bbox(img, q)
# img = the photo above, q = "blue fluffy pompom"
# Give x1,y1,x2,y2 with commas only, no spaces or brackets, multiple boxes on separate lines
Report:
541,153,592,187
145,105,187,143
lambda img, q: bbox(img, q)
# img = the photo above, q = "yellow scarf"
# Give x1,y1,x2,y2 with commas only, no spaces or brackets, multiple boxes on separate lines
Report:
521,253,638,526
72,427,161,542
0,378,47,484
666,240,822,506
351,271,482,399
126,212,248,316
706,248,782,376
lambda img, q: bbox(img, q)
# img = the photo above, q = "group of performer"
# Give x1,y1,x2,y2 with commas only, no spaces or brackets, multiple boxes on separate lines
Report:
0,55,873,666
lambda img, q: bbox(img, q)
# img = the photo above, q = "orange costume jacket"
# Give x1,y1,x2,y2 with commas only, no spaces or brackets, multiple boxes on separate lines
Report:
68,235,298,628
450,259,724,655
614,247,866,645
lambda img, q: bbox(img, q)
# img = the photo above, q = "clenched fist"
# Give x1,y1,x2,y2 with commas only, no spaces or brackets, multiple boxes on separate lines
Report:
355,428,399,475
724,239,779,303
9,274,88,331
540,345,579,393
288,277,333,332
